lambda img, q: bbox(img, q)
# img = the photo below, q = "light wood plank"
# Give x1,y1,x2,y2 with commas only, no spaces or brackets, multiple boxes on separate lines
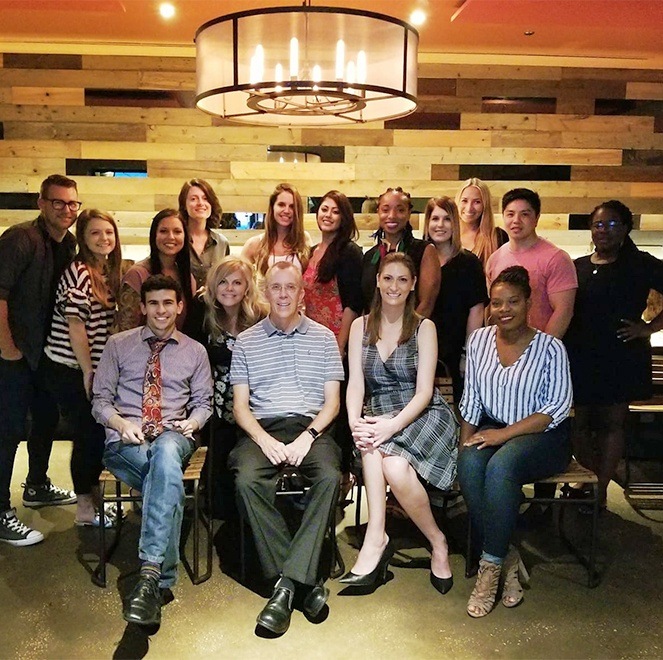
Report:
229,162,355,181
0,140,81,158
4,121,146,142
393,130,489,148
0,157,66,176
11,86,84,106
299,129,393,147
83,55,196,72
80,141,196,160
626,82,663,100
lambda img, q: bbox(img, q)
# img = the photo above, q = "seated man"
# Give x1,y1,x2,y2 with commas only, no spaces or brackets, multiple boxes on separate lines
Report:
229,261,343,635
92,275,212,626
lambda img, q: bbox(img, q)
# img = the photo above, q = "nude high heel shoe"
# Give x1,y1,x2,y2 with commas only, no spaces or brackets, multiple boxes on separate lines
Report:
501,547,529,608
467,559,501,618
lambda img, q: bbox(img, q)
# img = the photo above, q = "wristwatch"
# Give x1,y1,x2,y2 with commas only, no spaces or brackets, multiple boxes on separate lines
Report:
306,427,320,439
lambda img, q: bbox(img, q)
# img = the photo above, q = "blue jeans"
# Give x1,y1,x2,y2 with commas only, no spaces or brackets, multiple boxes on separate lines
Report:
457,421,571,560
103,431,194,588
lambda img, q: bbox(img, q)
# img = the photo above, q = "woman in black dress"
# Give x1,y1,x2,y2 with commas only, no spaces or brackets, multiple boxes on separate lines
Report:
203,256,267,516
423,196,487,401
564,200,663,509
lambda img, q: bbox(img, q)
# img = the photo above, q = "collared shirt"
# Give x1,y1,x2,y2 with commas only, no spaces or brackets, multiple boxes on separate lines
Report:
230,314,343,419
92,325,212,445
0,216,76,369
189,229,230,289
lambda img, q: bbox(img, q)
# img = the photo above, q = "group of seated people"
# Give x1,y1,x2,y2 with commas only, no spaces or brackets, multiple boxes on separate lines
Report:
1,173,662,633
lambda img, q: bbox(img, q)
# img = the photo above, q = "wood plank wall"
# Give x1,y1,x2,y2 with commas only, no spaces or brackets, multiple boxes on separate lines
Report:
1,51,662,249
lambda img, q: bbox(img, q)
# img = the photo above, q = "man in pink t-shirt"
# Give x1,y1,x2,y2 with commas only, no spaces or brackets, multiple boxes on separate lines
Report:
486,188,577,339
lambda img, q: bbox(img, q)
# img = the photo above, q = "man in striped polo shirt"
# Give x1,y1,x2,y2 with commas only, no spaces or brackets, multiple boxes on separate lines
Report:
229,261,343,636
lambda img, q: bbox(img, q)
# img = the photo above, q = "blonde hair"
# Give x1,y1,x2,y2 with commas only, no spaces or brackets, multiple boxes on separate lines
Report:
455,178,499,264
203,256,267,341
365,253,421,346
75,209,122,309
254,183,309,275
423,197,462,257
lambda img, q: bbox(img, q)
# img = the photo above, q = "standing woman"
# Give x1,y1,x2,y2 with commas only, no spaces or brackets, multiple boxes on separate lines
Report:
241,182,310,277
361,187,440,317
564,200,663,510
342,253,458,594
203,256,268,517
178,179,230,289
43,209,122,525
458,266,572,618
423,196,487,400
455,178,507,266
115,209,195,333
303,190,363,356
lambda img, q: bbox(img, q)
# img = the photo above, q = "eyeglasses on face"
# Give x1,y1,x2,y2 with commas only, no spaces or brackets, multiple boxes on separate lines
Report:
43,198,82,212
590,219,623,230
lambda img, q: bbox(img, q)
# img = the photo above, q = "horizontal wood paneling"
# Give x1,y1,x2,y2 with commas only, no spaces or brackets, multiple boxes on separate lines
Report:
0,52,662,246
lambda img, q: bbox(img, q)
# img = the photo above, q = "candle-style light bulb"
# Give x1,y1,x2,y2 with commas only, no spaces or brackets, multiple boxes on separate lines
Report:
335,40,345,80
290,37,299,78
357,51,367,84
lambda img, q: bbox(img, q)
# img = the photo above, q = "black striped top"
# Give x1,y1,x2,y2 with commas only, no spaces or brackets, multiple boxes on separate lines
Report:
44,260,115,370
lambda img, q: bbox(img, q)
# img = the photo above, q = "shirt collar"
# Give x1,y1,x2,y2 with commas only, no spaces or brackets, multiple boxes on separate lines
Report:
262,314,310,337
140,325,181,344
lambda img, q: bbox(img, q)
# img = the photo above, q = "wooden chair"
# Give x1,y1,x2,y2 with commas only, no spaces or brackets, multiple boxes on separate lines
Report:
91,441,214,588
465,459,601,588
238,466,345,583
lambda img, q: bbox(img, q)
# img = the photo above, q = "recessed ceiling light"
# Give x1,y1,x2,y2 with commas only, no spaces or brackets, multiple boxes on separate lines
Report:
159,3,176,20
524,30,535,36
410,9,426,26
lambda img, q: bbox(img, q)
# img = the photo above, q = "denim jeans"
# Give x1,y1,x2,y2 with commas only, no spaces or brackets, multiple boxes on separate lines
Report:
103,431,194,588
0,356,59,511
457,420,571,560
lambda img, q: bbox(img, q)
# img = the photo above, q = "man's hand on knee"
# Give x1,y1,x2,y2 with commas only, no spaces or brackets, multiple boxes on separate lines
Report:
256,433,289,466
109,414,144,445
284,432,314,467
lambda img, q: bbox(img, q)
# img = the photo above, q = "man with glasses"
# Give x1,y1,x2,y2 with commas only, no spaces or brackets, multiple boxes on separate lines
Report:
0,174,80,546
230,261,343,636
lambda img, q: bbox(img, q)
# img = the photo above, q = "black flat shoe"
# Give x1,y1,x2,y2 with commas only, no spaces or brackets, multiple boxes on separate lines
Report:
430,572,454,595
256,587,294,635
339,540,395,588
123,575,162,626
302,583,330,618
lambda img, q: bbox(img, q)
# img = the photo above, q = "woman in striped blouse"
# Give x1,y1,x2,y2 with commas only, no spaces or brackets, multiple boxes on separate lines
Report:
43,209,122,526
458,265,572,618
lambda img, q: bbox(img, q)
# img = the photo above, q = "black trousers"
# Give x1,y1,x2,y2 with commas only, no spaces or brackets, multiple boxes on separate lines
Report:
228,415,341,586
42,357,105,495
0,356,59,511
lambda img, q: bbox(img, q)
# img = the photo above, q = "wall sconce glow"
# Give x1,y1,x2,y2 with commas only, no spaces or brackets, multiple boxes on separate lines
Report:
409,9,426,26
159,2,175,20
195,6,419,126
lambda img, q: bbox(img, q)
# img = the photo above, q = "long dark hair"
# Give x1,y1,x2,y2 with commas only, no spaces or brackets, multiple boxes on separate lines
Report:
316,190,359,283
148,208,193,309
178,179,222,230
365,253,420,346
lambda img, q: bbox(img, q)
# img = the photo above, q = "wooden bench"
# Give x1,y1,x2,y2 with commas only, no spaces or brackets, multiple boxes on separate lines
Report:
91,445,213,588
465,459,601,588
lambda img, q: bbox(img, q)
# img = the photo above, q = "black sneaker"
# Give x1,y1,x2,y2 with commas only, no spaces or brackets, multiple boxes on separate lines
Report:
22,480,77,508
0,508,44,546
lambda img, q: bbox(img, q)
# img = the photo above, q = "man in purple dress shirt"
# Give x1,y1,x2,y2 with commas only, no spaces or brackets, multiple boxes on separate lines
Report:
92,275,212,626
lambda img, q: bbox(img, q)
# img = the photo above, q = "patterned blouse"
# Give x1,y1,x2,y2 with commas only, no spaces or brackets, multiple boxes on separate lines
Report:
303,260,343,337
206,329,236,425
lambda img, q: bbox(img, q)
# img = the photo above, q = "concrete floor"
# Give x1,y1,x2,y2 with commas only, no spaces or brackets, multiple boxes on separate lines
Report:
2,442,663,660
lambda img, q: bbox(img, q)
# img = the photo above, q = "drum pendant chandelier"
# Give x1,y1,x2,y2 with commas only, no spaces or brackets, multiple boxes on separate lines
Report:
194,4,419,126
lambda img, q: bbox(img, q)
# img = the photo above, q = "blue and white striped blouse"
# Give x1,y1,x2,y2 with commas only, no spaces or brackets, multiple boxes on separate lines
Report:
459,326,572,430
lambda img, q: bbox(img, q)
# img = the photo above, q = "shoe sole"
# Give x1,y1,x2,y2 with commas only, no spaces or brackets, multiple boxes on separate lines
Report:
255,616,290,635
0,534,44,547
23,498,77,508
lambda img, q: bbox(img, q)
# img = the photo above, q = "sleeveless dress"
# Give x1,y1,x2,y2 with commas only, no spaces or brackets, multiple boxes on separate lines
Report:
362,323,459,490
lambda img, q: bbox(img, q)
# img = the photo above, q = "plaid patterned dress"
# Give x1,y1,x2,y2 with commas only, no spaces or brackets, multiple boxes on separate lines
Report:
362,324,458,490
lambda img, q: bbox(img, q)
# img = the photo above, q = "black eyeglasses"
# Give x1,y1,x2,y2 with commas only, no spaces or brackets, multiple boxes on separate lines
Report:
43,198,82,212
590,219,623,230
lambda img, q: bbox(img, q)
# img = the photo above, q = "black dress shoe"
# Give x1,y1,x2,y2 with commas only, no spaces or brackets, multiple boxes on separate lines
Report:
430,572,454,595
339,540,395,588
302,583,329,618
256,587,294,634
123,575,161,626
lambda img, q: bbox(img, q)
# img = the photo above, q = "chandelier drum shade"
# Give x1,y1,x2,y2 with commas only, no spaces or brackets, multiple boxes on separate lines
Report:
194,6,419,126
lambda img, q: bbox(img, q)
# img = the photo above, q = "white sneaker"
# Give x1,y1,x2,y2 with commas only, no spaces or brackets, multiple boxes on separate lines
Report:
0,508,44,546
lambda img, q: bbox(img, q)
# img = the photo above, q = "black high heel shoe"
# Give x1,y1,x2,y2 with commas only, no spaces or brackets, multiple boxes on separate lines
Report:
430,572,454,595
339,540,395,588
